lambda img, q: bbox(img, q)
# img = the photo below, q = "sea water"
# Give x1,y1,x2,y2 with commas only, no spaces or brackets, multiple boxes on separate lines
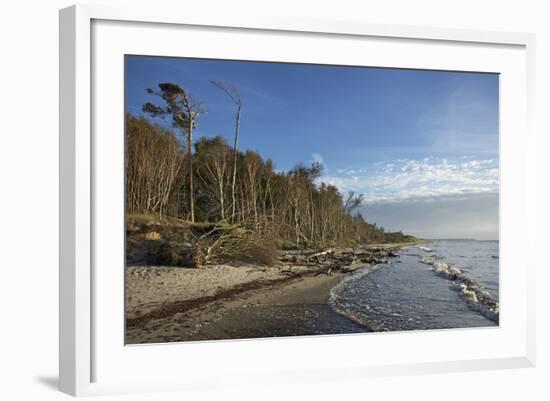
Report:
329,240,499,331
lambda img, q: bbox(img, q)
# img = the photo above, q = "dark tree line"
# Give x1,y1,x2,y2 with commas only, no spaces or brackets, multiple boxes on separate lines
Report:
126,82,414,247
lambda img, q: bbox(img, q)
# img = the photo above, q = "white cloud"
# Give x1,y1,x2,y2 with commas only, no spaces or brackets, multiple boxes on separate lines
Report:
318,157,499,204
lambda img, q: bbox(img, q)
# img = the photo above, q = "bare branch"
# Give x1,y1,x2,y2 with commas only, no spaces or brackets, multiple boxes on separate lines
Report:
211,80,242,108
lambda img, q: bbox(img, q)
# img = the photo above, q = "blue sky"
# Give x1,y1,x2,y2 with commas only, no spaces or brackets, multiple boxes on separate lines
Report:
126,55,499,239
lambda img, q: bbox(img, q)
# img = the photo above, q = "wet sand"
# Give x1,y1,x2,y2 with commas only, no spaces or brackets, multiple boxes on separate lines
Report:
185,274,368,342
126,268,368,344
125,243,418,344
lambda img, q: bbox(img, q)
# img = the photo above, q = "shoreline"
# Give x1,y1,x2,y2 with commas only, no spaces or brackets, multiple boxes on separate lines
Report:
125,267,363,344
125,243,418,344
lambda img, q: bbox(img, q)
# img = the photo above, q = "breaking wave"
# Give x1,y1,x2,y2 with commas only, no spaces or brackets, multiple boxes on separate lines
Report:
418,254,499,323
328,243,499,332
418,246,434,252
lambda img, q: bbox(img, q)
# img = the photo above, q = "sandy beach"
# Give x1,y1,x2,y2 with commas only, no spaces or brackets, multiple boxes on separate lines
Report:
126,264,368,344
125,244,420,344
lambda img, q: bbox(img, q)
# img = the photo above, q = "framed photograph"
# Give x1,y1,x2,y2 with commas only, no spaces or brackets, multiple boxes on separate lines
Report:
59,4,536,396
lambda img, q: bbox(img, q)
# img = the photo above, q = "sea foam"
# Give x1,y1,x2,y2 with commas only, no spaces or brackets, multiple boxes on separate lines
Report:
419,257,499,323
328,264,390,331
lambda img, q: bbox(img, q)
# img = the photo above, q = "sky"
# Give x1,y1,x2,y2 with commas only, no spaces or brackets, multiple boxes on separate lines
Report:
125,55,499,240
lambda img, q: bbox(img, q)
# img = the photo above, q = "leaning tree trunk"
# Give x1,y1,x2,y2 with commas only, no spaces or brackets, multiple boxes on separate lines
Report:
231,107,241,223
188,115,195,223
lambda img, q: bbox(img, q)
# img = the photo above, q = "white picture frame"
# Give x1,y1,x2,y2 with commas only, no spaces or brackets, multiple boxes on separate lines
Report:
59,4,536,397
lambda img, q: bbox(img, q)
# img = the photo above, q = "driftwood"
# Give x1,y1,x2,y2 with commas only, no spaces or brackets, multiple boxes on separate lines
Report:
202,231,232,264
314,267,333,277
277,246,400,277
306,248,334,262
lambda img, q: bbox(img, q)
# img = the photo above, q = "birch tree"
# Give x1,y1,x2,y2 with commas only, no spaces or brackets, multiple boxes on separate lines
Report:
195,136,231,221
211,81,242,223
